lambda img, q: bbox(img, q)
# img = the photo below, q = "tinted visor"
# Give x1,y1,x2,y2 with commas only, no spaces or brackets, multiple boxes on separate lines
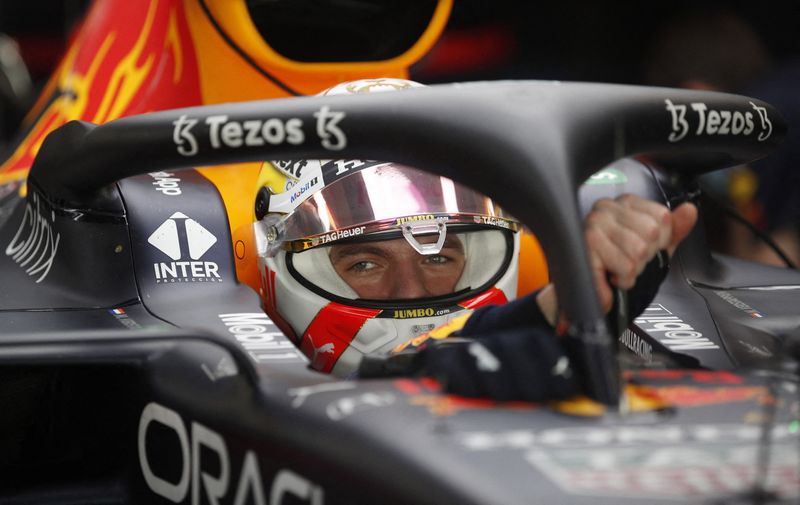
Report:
289,229,514,304
271,163,519,253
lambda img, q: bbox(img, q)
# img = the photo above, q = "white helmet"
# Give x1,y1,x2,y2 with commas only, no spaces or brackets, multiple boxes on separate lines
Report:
254,79,521,376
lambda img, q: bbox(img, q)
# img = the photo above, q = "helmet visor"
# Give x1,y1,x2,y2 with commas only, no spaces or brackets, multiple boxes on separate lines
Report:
288,229,514,303
269,163,519,253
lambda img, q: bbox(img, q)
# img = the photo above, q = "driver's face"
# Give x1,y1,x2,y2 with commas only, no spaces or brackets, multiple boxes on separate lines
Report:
330,235,466,299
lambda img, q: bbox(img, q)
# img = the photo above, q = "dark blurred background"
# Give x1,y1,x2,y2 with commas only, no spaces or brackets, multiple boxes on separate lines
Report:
411,0,799,83
2,1,799,91
1,0,799,264
0,0,89,141
1,0,798,118
412,0,800,267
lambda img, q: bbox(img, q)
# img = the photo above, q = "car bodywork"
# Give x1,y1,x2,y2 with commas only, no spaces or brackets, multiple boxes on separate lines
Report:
1,81,799,504
0,0,453,295
579,159,800,372
2,1,800,503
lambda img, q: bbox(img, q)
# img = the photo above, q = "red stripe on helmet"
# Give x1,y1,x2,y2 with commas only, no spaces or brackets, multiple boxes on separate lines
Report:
261,265,298,342
460,287,508,309
301,303,382,373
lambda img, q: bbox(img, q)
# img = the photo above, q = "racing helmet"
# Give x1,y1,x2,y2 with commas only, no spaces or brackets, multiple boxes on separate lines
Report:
253,78,524,376
255,160,521,376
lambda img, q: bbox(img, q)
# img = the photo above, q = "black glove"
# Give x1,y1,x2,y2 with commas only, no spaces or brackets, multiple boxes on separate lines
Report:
419,327,581,402
606,249,670,336
358,249,670,401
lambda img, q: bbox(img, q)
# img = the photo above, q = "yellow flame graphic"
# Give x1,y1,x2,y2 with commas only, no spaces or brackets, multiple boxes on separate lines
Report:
60,33,115,120
91,0,157,123
0,0,172,176
0,32,114,173
166,7,184,84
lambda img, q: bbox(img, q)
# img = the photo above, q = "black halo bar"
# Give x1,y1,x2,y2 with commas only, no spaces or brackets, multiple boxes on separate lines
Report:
27,81,786,405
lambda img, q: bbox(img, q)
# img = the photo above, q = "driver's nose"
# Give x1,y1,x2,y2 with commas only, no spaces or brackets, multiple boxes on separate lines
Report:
387,261,430,299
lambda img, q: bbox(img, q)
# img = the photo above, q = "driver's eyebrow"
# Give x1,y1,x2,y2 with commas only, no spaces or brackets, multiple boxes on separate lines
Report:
330,235,465,263
329,244,390,263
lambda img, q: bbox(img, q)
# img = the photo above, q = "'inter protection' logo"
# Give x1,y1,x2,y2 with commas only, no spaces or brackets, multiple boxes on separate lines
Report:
148,212,221,283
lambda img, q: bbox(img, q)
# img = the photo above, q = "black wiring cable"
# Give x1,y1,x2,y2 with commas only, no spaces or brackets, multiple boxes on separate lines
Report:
700,191,798,270
641,162,797,270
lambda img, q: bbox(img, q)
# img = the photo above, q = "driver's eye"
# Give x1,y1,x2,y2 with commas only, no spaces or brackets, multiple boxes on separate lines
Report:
425,255,449,264
350,260,378,272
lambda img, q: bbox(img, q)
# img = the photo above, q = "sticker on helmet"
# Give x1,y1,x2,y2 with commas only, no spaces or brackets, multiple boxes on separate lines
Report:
307,225,367,249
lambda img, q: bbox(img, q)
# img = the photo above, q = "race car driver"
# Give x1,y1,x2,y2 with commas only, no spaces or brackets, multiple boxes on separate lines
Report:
255,78,698,400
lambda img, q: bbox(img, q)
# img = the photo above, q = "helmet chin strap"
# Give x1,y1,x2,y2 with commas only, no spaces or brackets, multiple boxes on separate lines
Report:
401,218,447,255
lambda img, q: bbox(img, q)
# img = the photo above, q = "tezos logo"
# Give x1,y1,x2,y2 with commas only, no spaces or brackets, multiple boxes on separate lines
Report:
172,106,348,156
148,212,221,283
172,114,304,157
665,99,771,143
173,115,198,156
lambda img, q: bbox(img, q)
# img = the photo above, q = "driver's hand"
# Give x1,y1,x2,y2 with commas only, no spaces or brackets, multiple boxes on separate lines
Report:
536,194,697,324
584,194,697,312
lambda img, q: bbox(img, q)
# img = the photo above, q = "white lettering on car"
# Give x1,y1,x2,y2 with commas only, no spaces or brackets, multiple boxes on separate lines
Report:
750,101,773,141
287,382,357,409
138,402,324,504
325,392,396,421
634,304,719,351
171,108,344,156
314,106,347,151
149,171,182,196
138,402,190,502
619,329,653,362
457,423,797,451
5,192,61,283
218,313,307,363
666,99,762,142
271,468,325,505
173,115,199,156
148,212,221,284
525,443,799,500
713,290,765,318
665,99,689,142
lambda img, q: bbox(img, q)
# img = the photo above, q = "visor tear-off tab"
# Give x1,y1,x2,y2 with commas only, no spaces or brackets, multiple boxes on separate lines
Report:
401,218,447,255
